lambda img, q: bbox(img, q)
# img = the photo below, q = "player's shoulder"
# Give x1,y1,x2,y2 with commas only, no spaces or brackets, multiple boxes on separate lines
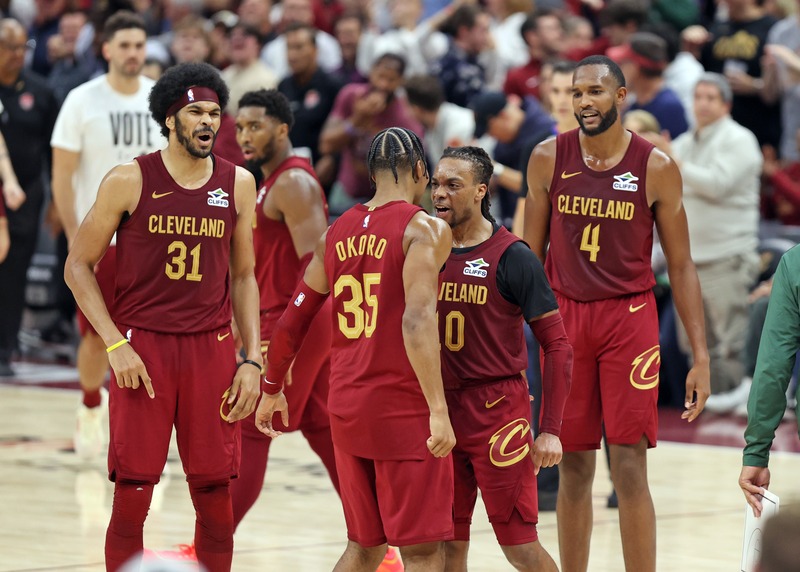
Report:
406,211,451,246
233,164,257,187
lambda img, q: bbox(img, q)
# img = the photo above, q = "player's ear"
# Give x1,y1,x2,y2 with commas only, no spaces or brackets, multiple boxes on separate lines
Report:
165,114,175,132
476,183,488,202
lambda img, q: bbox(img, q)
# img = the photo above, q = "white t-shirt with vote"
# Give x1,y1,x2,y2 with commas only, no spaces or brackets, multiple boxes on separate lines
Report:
51,74,165,226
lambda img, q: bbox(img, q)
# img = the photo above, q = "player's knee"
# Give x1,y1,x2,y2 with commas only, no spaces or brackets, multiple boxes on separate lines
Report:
559,454,595,488
343,541,387,568
189,479,234,541
110,480,155,535
400,541,446,566
501,542,554,572
444,540,469,571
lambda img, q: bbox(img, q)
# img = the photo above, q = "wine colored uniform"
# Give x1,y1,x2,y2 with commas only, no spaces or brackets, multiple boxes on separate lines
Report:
322,201,454,547
439,225,557,545
232,156,338,527
546,129,659,451
108,151,240,483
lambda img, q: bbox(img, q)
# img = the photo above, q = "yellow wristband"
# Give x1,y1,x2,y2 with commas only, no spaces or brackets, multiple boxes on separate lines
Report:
106,339,129,354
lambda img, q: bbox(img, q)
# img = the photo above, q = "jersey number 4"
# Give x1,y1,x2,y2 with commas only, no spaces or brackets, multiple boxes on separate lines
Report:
335,273,380,339
580,223,600,263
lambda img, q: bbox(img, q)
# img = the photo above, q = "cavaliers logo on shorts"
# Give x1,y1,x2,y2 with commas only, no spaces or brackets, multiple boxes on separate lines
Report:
488,418,531,468
630,345,660,390
220,388,231,421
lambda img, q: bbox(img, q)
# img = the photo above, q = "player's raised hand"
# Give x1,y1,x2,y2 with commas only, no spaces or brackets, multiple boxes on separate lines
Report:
532,432,562,475
226,361,261,422
682,361,711,422
255,391,289,438
107,340,154,399
427,411,456,457
739,465,771,517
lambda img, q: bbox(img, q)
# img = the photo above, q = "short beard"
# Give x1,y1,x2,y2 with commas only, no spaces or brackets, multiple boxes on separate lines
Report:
576,105,618,137
175,113,216,158
245,139,278,172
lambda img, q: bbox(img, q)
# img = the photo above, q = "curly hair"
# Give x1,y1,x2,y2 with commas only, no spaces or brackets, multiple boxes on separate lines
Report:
237,89,294,129
441,146,495,224
149,62,230,138
367,127,427,188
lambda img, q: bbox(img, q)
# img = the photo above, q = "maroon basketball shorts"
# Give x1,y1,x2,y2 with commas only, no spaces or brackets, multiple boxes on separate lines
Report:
446,376,539,546
241,300,332,437
334,445,454,547
108,324,240,483
76,246,116,337
556,290,660,452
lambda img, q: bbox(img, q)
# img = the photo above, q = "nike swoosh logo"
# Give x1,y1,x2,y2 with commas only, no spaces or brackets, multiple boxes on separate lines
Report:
217,332,230,341
152,191,174,199
629,303,647,313
561,170,582,179
485,396,506,409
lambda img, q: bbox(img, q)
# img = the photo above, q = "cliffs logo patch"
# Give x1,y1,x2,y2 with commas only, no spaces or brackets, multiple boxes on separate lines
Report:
464,258,489,278
612,171,639,192
207,188,229,208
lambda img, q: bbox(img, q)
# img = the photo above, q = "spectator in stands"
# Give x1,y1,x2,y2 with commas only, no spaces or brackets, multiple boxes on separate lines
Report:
470,90,554,229
651,21,704,129
763,5,800,163
46,9,94,106
278,22,343,164
649,72,762,411
563,0,648,62
319,53,421,215
237,0,276,45
169,14,211,65
504,9,565,100
682,0,781,149
29,0,69,77
368,0,448,77
563,14,594,53
332,10,367,85
261,0,342,80
764,129,800,225
405,74,475,165
610,31,689,139
433,4,493,107
486,0,533,75
0,18,59,376
221,23,278,115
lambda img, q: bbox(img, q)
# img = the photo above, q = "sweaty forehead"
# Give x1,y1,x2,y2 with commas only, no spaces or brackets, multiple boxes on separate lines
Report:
434,158,471,181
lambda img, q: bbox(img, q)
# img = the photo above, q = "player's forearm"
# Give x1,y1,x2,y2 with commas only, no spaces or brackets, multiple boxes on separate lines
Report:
403,306,448,414
231,273,261,362
65,257,123,346
51,174,79,241
531,313,573,435
667,260,710,365
0,144,19,187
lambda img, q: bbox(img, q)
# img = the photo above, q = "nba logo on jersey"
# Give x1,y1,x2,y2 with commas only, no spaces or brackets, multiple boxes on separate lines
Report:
363,215,370,228
187,89,195,102
463,258,489,278
207,188,229,207
612,172,639,192
294,292,306,306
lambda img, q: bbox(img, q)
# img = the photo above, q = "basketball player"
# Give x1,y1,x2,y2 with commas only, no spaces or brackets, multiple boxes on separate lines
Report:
65,62,262,572
432,146,572,571
231,89,338,523
51,11,163,459
524,55,711,572
256,127,457,571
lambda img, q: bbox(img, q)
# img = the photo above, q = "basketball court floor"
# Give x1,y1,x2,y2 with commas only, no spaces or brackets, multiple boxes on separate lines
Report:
2,360,799,571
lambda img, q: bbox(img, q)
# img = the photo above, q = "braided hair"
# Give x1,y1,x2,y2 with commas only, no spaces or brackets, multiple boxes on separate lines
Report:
367,127,428,188
441,146,495,224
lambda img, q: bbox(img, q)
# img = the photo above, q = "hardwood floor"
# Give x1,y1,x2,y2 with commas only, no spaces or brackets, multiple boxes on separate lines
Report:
1,373,798,571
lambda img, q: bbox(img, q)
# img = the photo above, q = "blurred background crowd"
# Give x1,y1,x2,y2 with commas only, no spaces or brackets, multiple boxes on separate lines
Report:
1,0,799,417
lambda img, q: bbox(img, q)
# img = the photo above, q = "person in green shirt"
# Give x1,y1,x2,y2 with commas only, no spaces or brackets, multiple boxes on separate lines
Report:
739,245,800,517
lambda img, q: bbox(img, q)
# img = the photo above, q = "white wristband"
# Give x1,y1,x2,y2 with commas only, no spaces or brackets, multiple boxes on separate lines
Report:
492,162,506,177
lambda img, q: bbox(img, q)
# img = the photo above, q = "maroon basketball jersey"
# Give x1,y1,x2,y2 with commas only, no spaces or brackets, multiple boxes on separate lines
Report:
438,226,527,389
546,129,656,301
323,201,429,460
254,156,328,338
114,152,237,333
